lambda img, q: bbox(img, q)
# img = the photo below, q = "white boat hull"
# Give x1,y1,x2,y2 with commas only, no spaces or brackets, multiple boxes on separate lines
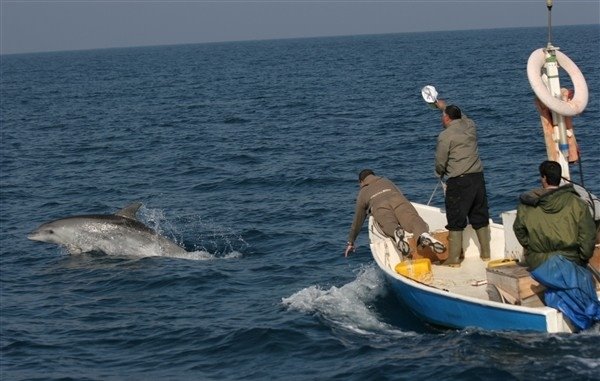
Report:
368,203,582,333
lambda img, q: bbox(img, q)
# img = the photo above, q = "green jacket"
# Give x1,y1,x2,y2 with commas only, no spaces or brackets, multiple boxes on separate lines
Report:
513,184,596,270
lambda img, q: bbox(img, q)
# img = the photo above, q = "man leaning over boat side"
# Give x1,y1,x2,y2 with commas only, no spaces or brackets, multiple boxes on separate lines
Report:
432,100,491,267
344,169,445,257
513,160,595,270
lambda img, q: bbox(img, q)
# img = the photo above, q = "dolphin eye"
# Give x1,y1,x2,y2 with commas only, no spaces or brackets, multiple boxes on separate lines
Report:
47,229,55,234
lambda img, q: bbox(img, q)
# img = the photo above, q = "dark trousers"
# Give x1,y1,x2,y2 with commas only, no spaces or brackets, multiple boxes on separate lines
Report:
445,172,490,231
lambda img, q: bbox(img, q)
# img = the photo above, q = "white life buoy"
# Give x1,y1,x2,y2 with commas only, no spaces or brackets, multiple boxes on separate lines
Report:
527,48,588,117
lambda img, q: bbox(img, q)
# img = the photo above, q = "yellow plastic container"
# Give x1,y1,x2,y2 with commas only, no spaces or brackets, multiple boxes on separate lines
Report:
395,258,432,280
487,258,519,268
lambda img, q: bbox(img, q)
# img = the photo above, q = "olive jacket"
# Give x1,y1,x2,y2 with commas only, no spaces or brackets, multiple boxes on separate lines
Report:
513,184,596,270
435,114,484,179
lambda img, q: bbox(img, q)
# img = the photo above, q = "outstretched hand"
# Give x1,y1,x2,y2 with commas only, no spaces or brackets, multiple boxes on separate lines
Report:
344,243,355,257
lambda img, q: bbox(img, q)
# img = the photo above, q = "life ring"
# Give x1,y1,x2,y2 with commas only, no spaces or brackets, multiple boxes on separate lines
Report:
527,48,588,117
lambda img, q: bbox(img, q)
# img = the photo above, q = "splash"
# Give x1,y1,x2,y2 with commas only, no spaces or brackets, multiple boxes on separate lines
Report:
125,205,247,260
139,205,180,241
282,265,413,337
164,250,243,261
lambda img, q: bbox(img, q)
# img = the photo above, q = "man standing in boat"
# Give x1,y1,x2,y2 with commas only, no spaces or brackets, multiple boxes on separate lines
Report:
513,160,595,270
433,100,491,266
344,169,445,257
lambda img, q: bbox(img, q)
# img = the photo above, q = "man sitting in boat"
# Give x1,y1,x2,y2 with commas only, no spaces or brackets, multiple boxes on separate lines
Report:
513,160,595,270
513,160,599,330
344,169,445,257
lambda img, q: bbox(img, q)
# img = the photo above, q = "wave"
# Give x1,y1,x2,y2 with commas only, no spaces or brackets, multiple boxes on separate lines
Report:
282,265,415,338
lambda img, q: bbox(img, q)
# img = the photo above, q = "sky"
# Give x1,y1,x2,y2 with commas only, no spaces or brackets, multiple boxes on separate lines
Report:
1,0,599,55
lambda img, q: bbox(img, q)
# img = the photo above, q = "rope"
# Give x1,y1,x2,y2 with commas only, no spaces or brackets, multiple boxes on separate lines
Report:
427,181,441,206
562,176,598,221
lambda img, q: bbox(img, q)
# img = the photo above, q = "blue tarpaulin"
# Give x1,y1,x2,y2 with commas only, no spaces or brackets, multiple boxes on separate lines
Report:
531,255,600,331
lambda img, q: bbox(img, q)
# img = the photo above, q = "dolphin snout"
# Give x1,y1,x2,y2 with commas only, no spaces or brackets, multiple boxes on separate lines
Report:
27,225,52,242
27,229,43,241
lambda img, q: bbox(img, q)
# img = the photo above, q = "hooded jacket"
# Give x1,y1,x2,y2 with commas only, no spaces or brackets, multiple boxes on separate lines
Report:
513,184,596,270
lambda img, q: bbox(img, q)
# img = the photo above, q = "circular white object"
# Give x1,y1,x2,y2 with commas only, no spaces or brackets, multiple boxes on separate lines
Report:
527,48,588,117
421,85,438,104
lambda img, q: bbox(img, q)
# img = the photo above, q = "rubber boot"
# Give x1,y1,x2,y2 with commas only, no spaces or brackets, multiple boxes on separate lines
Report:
475,226,491,261
442,230,462,267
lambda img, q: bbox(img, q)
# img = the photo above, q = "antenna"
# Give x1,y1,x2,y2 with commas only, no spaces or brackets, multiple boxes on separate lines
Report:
546,0,554,46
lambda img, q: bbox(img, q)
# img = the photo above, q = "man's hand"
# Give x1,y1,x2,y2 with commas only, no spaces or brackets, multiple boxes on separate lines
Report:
344,242,355,257
435,99,446,110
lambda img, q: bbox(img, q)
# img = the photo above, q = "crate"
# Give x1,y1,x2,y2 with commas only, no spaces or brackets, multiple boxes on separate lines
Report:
395,258,432,281
590,245,600,273
591,245,600,290
408,229,448,262
486,264,545,307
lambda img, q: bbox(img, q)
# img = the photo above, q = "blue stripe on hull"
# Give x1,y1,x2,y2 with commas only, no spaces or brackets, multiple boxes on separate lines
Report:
385,274,550,332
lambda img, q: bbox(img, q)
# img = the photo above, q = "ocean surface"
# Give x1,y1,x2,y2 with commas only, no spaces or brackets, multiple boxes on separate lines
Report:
2,25,599,380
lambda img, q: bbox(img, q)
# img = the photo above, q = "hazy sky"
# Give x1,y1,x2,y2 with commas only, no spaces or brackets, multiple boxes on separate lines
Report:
1,1,599,55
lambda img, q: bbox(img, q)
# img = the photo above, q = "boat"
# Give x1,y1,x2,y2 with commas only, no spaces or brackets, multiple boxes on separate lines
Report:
368,2,600,333
368,208,598,333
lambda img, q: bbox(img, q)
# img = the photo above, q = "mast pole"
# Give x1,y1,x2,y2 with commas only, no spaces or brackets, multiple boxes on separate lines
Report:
543,0,570,180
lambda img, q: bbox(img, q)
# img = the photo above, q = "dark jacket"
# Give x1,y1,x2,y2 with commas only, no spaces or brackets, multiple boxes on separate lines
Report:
513,184,596,270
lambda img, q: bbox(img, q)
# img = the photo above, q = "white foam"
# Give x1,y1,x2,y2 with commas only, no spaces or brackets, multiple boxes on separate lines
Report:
163,249,243,261
282,264,413,337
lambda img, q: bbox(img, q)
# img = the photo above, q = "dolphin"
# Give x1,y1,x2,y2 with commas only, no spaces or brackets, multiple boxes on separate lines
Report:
28,202,187,257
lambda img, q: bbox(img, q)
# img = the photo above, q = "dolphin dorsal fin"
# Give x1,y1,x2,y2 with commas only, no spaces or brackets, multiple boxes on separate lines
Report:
115,202,143,220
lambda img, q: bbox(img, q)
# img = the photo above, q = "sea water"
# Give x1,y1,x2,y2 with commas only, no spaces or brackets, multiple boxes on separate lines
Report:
1,25,599,380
